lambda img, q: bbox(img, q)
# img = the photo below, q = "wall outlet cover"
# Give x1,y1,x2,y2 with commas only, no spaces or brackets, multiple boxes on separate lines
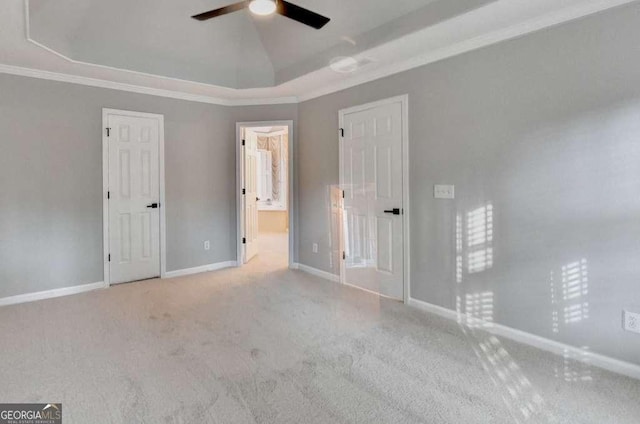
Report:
204,240,210,251
312,243,319,253
623,310,640,334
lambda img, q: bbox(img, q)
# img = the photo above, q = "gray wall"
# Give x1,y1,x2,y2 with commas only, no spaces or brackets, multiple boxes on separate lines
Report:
297,3,640,365
0,75,296,297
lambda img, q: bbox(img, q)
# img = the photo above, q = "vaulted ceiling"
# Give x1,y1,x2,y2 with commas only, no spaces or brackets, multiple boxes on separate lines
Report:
27,0,488,89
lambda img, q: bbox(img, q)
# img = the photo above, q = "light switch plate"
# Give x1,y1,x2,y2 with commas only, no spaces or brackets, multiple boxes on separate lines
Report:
312,243,319,253
434,185,455,199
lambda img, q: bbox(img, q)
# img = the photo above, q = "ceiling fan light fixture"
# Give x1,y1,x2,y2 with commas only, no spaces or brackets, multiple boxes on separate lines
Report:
249,0,277,16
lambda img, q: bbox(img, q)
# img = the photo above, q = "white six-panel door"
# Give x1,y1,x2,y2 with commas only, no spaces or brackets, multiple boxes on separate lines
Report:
341,100,404,299
107,112,161,284
244,131,259,262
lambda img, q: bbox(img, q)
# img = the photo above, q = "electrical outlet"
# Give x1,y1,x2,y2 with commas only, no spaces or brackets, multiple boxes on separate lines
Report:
312,243,318,253
204,240,210,251
623,310,640,334
434,184,455,199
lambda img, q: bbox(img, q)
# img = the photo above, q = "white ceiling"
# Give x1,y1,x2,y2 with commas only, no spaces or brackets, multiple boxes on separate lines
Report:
29,0,275,89
26,0,453,88
0,0,634,104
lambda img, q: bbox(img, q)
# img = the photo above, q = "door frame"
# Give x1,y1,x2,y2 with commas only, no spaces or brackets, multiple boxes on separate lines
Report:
338,95,410,303
102,108,167,287
236,120,295,268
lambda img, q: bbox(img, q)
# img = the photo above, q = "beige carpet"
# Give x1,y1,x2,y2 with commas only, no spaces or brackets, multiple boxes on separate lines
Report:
1,233,639,423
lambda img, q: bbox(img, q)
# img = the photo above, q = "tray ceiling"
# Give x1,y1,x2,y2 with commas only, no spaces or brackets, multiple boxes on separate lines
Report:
0,0,632,103
28,0,478,89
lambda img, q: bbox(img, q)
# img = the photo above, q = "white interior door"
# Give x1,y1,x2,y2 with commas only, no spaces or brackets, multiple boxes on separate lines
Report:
341,101,404,299
244,131,259,262
108,113,160,284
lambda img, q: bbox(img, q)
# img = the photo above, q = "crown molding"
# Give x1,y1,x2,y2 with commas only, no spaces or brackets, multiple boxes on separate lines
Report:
1,0,633,106
0,63,298,106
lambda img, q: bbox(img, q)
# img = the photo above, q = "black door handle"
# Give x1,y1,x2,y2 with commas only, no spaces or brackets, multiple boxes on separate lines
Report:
146,203,159,209
384,208,401,215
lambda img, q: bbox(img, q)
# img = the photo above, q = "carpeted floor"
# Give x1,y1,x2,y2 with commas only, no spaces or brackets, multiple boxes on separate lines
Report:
1,233,639,423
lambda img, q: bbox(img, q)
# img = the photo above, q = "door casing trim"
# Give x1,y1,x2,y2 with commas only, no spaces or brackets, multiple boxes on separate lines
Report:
235,120,295,269
338,95,410,303
102,108,166,286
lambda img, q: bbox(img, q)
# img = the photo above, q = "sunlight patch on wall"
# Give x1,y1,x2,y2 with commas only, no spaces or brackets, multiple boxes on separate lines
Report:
561,259,590,325
551,259,590,333
456,213,463,283
466,204,494,274
456,204,495,280
550,259,593,383
462,291,495,329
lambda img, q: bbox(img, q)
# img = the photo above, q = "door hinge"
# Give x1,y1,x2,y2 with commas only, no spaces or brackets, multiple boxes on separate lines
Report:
342,190,345,199
107,191,110,199
342,251,346,260
242,237,246,244
339,128,344,138
242,188,246,195
242,139,245,146
108,254,111,262
106,127,111,137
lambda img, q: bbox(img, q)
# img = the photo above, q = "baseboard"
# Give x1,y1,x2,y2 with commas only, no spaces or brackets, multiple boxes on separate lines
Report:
342,281,403,301
293,263,340,282
408,297,640,381
164,261,238,279
293,263,403,300
0,281,107,307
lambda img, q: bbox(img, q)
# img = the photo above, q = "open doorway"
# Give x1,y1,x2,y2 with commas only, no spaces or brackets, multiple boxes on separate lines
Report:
236,121,294,269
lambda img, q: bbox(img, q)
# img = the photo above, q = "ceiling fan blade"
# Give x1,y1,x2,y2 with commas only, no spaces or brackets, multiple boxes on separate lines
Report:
276,0,330,29
192,1,249,21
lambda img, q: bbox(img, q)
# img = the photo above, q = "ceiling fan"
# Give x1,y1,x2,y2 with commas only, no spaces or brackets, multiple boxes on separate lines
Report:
192,0,330,30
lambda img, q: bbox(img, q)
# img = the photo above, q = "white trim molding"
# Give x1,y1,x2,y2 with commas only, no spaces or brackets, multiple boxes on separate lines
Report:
408,297,640,381
0,282,107,307
0,64,299,107
164,261,238,279
294,263,341,283
343,281,402,301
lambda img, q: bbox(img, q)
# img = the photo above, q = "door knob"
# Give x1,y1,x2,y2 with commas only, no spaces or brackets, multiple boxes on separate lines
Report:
384,208,401,215
146,203,159,209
